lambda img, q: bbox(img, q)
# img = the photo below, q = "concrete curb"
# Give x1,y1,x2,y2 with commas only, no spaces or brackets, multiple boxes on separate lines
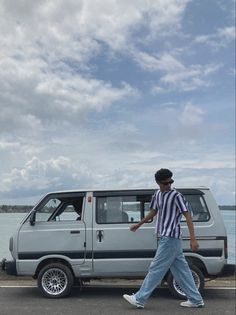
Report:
0,275,235,288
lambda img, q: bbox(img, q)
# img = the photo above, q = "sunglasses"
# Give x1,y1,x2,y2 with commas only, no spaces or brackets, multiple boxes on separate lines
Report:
160,179,174,186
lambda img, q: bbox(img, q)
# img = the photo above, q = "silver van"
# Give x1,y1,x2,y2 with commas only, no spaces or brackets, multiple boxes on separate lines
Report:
1,187,232,298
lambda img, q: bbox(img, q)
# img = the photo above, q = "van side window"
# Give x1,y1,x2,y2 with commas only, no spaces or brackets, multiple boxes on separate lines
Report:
96,195,152,224
35,198,61,222
183,194,210,222
35,196,84,222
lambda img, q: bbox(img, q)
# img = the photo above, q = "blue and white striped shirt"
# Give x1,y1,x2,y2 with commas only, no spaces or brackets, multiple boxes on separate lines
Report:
150,189,189,239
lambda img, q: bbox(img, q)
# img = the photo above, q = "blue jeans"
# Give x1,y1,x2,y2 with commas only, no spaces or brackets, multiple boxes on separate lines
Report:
135,236,203,305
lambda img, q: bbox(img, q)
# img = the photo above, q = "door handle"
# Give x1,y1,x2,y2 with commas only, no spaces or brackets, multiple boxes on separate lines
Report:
70,230,80,234
97,230,104,242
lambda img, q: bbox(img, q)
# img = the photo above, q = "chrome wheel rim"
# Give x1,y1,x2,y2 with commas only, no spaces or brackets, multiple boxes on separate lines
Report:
173,270,200,297
42,268,68,296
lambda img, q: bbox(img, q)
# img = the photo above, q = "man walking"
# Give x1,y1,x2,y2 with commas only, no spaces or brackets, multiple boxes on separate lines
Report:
123,168,204,309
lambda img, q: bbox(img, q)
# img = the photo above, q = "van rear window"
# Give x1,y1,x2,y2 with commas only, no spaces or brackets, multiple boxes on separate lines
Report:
183,194,210,222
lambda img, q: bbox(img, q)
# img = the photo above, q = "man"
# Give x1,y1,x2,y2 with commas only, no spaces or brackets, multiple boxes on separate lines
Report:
123,168,204,309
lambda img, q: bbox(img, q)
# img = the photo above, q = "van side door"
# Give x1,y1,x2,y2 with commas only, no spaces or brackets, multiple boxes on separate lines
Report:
92,190,156,277
17,192,86,272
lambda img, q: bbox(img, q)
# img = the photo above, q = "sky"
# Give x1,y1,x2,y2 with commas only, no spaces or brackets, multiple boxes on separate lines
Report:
0,0,235,205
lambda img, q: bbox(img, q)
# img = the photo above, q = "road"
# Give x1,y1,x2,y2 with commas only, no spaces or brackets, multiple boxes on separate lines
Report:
0,285,235,315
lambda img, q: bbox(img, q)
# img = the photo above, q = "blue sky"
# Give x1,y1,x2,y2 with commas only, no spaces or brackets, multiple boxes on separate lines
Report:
0,0,235,205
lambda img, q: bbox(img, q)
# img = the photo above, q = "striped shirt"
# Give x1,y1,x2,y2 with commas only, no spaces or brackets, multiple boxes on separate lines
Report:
150,189,189,239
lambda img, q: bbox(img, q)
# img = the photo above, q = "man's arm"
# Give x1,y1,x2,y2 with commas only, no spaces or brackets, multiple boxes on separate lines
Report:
130,209,156,232
182,211,199,251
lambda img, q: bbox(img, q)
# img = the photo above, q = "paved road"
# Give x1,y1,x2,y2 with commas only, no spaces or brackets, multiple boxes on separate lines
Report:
0,286,235,315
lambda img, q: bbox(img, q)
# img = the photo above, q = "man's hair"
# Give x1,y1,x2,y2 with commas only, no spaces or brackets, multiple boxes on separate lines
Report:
154,168,173,182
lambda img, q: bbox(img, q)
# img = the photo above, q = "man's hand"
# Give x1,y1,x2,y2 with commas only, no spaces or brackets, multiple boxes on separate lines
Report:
183,211,199,251
129,209,156,232
130,224,140,232
190,238,199,251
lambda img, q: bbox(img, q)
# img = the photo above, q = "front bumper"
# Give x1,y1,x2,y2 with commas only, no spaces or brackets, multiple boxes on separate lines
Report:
1,258,17,276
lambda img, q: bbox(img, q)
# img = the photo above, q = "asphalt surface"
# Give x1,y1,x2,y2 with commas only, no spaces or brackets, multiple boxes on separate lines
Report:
0,285,235,315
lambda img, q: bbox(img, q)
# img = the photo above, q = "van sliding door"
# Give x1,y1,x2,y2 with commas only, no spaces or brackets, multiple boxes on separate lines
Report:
92,190,156,277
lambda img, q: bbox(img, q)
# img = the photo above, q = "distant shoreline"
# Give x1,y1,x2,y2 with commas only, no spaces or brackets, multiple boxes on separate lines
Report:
0,205,235,213
0,205,33,213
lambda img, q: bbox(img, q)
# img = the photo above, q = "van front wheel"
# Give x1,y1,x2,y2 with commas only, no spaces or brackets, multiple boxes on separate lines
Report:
167,264,204,299
37,263,74,298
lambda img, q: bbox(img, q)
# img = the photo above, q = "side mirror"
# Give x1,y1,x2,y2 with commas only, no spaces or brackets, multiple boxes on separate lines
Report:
30,211,36,226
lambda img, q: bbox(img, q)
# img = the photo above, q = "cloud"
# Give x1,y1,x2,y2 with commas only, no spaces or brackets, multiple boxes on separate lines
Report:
135,101,208,144
0,156,92,197
0,153,152,200
134,52,184,72
0,55,138,133
144,0,190,35
174,166,235,205
0,141,21,150
0,0,190,58
0,0,202,134
217,26,235,40
179,103,205,126
0,146,235,204
194,26,235,49
134,52,221,92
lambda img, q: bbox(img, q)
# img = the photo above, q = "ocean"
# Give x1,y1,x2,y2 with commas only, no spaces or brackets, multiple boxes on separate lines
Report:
0,211,235,264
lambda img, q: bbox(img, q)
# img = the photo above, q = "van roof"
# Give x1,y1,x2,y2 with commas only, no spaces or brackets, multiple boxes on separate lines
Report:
46,186,209,195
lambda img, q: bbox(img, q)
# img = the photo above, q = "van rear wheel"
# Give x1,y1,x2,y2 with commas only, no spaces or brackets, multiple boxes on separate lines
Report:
167,264,204,299
37,263,74,298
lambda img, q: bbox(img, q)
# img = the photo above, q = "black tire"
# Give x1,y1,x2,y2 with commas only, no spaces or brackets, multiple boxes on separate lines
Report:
167,264,205,299
37,262,74,298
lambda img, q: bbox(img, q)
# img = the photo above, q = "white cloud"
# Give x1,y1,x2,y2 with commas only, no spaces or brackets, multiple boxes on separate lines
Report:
134,52,221,91
160,61,221,91
0,141,20,150
0,0,190,59
166,154,235,170
179,103,205,126
0,156,92,197
135,52,184,73
144,0,189,34
0,0,208,134
0,56,138,132
0,142,235,204
174,167,235,205
194,26,235,48
217,26,235,40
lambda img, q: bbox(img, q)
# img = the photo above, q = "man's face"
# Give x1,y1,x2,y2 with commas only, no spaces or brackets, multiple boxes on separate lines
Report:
158,178,174,192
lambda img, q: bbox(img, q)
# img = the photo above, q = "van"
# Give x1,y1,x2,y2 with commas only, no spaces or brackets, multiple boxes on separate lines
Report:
1,187,231,298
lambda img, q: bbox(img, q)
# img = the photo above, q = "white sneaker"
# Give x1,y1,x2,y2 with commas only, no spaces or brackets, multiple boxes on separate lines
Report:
123,294,144,308
180,300,204,308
